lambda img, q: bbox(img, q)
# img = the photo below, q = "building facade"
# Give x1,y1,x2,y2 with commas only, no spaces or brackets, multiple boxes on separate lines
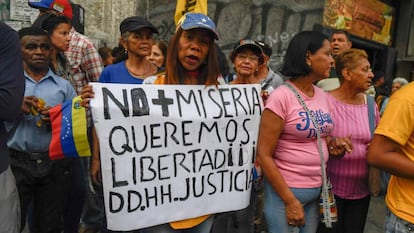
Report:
1,0,413,81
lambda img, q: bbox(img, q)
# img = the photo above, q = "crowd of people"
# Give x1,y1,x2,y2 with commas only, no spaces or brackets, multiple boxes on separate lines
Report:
1,0,413,233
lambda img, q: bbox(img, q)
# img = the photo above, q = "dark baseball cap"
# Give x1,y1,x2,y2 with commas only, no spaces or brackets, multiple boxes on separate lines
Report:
119,16,159,35
256,40,272,57
232,39,263,56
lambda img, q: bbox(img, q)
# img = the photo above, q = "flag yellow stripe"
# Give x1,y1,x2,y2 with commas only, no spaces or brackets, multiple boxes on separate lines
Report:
174,0,208,25
71,96,91,157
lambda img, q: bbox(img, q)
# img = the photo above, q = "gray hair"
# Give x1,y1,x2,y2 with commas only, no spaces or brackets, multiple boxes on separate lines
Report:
121,31,131,42
393,77,409,86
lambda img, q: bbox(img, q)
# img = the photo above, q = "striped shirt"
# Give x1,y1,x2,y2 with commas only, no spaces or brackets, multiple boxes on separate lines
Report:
326,94,379,199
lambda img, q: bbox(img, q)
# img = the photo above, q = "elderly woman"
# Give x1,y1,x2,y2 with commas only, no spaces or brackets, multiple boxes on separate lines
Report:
256,31,351,233
211,39,264,233
317,48,380,233
79,16,160,233
229,39,264,85
83,16,161,187
379,77,409,116
100,16,160,83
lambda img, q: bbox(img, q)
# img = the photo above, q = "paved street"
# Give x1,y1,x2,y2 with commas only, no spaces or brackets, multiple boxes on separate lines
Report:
364,195,386,233
22,195,387,233
253,194,387,233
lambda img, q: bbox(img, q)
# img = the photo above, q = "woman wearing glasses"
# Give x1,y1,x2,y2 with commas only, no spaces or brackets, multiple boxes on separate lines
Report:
210,40,264,233
228,39,264,86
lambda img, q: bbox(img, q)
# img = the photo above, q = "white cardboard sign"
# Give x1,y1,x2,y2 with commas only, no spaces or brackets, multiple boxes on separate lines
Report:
90,83,263,231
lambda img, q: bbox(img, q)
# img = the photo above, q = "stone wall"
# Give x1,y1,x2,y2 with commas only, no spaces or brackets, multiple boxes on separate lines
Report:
72,0,325,71
2,0,413,80
0,0,324,71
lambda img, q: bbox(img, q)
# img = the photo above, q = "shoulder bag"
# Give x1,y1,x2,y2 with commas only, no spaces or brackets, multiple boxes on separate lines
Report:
284,83,337,228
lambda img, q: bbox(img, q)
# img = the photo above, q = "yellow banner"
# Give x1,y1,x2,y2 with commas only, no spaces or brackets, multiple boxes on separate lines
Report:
174,0,208,25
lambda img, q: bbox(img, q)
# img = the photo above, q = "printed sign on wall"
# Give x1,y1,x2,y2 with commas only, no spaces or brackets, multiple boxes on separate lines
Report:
323,0,394,45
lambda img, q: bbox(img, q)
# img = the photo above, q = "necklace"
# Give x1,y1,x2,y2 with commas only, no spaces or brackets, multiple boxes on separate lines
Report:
127,61,154,78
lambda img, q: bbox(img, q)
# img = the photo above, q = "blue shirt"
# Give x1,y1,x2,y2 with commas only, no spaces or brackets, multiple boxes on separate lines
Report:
6,69,76,152
99,60,144,84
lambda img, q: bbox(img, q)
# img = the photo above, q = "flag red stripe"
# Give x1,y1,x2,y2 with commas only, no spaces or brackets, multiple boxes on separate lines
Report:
49,104,64,160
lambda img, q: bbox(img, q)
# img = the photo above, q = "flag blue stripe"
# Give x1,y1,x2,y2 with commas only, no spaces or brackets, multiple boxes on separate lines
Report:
60,99,78,158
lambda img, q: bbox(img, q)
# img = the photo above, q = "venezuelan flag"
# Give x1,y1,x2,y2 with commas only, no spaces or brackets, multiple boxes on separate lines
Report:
174,0,208,25
49,96,91,160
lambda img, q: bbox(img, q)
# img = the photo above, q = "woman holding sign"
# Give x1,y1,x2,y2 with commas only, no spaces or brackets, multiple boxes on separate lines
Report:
142,12,224,233
81,12,224,233
84,16,160,185
149,13,222,86
256,31,352,233
80,16,160,232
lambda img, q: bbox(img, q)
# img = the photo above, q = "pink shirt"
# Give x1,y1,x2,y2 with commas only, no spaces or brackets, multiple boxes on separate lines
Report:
326,94,379,199
265,82,333,188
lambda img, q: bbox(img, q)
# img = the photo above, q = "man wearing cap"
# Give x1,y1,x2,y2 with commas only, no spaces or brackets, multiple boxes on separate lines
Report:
0,22,25,233
255,41,284,99
28,1,104,233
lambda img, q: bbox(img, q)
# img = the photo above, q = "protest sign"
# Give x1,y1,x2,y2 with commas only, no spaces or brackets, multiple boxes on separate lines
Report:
90,83,263,231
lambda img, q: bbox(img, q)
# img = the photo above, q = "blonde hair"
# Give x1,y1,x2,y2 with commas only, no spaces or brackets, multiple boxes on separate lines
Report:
335,48,368,83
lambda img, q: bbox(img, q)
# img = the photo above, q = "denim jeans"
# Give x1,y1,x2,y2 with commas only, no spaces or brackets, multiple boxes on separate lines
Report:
381,171,391,194
142,215,214,233
263,180,321,233
385,207,414,233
